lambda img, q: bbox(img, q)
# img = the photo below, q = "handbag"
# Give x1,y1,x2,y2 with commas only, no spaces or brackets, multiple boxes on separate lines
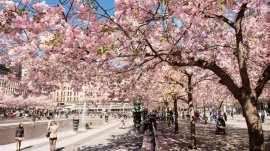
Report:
15,137,23,141
46,131,51,137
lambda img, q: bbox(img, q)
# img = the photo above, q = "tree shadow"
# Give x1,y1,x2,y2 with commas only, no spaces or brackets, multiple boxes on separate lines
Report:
21,145,33,150
156,119,270,151
76,126,143,151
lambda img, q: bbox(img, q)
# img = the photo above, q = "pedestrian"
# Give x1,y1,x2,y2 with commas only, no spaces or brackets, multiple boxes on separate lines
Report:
88,122,94,129
120,115,125,129
224,112,227,121
73,112,79,132
32,114,36,125
261,110,266,123
105,113,109,123
48,121,59,151
15,123,24,151
182,111,185,119
65,112,68,119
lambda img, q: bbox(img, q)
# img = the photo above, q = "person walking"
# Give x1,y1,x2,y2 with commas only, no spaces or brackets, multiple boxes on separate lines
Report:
224,112,227,121
73,113,79,132
32,113,36,126
120,115,125,129
231,110,234,120
48,121,59,151
261,110,266,123
15,123,24,151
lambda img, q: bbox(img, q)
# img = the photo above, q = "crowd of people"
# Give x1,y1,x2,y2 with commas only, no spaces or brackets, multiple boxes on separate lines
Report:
8,110,131,151
7,108,269,151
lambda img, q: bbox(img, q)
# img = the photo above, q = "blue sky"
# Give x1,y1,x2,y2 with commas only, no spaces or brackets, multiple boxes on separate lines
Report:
11,0,115,16
45,0,115,10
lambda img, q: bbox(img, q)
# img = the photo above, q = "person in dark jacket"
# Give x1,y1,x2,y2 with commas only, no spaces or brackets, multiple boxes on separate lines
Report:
15,123,24,151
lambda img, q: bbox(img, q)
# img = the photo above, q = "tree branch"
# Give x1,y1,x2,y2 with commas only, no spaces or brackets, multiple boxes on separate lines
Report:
235,3,250,92
255,64,270,96
169,58,241,99
202,13,235,29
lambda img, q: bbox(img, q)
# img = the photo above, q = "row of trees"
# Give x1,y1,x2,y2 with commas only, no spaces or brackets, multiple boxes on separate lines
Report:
0,0,269,150
0,93,54,109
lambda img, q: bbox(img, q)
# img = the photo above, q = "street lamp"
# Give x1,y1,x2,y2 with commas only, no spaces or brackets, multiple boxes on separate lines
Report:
133,99,141,132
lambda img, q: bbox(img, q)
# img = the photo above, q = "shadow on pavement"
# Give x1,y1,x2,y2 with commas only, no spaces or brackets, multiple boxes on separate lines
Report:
21,145,33,150
56,147,65,151
75,126,143,151
156,119,270,151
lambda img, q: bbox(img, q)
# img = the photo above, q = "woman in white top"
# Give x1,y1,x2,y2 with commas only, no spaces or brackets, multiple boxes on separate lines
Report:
48,121,59,151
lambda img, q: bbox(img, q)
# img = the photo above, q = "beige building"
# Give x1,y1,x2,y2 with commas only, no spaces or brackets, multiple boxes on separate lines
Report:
0,77,20,94
50,83,82,105
0,64,21,95
49,82,111,105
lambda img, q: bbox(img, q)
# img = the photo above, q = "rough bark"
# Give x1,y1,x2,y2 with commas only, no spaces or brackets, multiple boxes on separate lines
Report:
203,104,207,124
190,119,196,149
187,73,197,149
167,3,268,150
165,103,170,126
241,97,265,151
174,99,179,134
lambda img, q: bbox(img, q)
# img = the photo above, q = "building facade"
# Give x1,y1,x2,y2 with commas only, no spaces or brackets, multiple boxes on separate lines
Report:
49,82,111,105
0,64,21,95
50,83,83,105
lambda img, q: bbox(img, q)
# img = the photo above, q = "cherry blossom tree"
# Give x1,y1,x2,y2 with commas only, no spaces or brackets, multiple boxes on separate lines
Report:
0,93,53,109
106,1,269,150
0,0,269,150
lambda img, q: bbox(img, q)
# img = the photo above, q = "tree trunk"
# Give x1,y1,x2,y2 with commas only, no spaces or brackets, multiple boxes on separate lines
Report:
191,119,196,149
164,101,169,122
188,105,196,149
187,73,196,149
166,104,171,127
241,99,264,151
174,99,179,134
203,104,207,124
219,101,224,110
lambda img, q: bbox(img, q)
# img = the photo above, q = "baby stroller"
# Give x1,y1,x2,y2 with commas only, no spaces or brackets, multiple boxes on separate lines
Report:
215,117,226,135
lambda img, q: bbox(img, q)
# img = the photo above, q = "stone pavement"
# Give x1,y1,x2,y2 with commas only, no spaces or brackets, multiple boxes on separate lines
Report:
225,115,270,131
0,119,143,151
155,115,270,151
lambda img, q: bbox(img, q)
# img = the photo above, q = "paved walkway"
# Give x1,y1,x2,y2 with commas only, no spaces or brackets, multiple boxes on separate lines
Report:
225,115,270,131
0,119,143,151
155,115,270,150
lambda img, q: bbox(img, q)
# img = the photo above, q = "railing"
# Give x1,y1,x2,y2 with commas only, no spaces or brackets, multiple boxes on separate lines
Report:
141,129,154,151
153,123,169,151
142,122,169,151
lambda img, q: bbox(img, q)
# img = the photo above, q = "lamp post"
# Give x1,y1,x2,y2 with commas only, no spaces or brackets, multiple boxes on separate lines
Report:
133,99,141,132
141,106,148,133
